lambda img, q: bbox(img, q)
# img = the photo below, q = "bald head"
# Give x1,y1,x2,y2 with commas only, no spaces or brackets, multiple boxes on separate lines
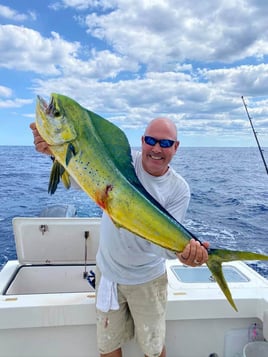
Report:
144,117,177,141
141,117,179,176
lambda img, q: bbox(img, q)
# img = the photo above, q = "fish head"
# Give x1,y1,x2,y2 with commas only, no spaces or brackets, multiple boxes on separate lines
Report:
36,93,77,146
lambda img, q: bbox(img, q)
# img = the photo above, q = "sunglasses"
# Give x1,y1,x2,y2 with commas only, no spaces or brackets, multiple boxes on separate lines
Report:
144,136,175,148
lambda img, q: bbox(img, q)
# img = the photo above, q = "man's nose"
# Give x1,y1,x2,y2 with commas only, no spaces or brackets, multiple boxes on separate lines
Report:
152,142,162,151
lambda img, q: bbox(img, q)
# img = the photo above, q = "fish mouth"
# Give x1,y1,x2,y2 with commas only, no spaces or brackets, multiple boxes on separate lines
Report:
37,95,48,112
36,93,77,145
37,95,60,118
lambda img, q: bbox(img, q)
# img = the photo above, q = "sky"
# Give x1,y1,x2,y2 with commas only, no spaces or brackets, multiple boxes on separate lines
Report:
1,0,268,148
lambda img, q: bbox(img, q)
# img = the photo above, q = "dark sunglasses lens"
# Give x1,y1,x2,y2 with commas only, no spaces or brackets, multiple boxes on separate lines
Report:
160,140,174,148
145,136,175,148
144,136,157,146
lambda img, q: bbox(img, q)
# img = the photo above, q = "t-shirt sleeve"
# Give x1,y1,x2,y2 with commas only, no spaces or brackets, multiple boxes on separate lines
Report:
166,176,190,223
151,175,191,259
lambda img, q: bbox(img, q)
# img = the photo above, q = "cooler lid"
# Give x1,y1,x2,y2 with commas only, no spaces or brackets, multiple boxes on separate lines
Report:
12,217,100,265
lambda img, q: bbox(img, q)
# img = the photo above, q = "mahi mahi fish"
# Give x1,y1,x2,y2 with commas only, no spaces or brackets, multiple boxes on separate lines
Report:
36,93,268,311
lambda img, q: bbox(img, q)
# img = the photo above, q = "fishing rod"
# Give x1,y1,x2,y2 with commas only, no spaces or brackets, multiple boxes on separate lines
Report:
241,96,268,175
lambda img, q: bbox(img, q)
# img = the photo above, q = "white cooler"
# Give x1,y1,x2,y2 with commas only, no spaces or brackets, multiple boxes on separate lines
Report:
243,341,268,357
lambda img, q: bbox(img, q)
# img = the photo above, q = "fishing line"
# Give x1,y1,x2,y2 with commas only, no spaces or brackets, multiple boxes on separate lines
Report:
83,230,96,289
241,96,268,175
83,230,89,279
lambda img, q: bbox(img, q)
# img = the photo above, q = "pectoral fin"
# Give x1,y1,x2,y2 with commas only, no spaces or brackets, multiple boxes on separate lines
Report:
61,170,71,189
66,142,76,166
48,160,69,194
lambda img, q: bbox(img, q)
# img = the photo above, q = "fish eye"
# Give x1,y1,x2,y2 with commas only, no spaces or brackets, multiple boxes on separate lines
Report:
53,109,61,117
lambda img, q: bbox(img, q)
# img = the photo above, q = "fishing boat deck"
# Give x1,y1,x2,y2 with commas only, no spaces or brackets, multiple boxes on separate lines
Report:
0,217,268,357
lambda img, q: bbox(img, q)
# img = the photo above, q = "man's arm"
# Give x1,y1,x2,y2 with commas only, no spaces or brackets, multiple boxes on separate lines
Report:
176,239,209,267
30,122,52,156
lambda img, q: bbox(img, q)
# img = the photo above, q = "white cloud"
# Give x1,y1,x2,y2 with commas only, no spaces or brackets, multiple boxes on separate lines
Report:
0,98,32,109
48,0,268,69
0,4,36,21
50,0,115,11
0,85,12,97
0,85,32,109
0,25,80,74
0,24,139,79
201,64,268,95
77,0,268,68
1,0,268,146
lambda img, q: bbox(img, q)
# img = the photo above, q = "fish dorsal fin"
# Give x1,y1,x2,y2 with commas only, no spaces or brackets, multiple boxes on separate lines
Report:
88,110,180,223
88,110,134,180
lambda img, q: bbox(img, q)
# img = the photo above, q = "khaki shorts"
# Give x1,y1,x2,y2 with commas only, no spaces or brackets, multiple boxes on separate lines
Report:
95,269,168,357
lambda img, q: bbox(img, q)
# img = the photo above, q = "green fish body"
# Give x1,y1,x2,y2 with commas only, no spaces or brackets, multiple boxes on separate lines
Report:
36,93,268,311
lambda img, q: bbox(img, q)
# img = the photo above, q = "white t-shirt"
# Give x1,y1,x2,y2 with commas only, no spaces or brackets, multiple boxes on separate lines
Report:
96,151,190,284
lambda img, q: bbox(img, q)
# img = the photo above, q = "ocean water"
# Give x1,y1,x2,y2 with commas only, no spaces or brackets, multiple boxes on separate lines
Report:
0,146,268,277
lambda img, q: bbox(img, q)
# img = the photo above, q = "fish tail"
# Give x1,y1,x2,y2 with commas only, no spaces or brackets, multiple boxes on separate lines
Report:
207,248,268,311
206,251,238,311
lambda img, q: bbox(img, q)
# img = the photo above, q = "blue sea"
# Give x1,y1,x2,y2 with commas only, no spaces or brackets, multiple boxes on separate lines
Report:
0,146,268,277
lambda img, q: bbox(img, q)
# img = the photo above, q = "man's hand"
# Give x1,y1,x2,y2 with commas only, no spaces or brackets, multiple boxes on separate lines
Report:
30,122,52,155
176,239,209,267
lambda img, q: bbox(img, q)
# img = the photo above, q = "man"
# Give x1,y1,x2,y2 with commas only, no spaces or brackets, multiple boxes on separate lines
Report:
30,117,209,357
